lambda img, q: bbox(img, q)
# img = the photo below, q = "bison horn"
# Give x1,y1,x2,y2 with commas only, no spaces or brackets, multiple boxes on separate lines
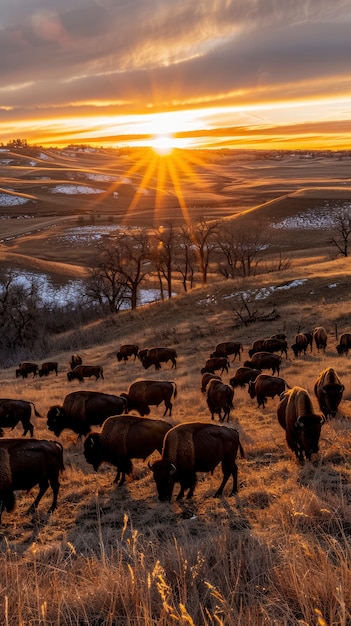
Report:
169,462,177,475
295,417,304,428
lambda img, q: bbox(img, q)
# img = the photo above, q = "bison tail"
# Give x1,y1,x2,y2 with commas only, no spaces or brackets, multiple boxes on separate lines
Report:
172,383,178,398
238,440,245,459
30,402,41,417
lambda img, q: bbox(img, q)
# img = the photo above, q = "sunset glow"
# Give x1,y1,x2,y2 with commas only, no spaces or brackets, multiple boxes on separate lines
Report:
0,2,350,151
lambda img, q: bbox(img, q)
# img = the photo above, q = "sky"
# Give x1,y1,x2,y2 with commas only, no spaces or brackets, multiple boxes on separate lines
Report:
1,0,351,151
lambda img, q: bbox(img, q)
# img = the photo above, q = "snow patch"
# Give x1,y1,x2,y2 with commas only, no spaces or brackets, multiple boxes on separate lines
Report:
50,184,105,194
0,193,29,206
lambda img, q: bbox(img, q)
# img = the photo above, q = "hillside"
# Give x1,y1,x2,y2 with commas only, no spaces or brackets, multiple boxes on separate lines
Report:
1,148,351,624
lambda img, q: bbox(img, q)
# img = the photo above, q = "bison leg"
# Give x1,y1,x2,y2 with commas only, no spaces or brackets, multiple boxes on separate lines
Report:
163,401,172,417
215,462,238,497
22,420,34,437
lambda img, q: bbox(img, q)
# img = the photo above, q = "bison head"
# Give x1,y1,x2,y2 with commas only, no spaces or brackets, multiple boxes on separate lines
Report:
84,433,102,471
149,459,177,502
47,406,66,436
295,414,324,460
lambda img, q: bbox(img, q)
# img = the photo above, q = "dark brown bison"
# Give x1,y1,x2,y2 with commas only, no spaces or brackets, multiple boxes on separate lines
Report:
206,379,234,422
229,367,261,389
201,372,222,394
149,422,245,501
69,354,82,370
336,332,351,356
116,344,139,362
38,361,58,377
313,326,328,352
141,347,177,370
67,364,104,382
201,356,230,375
0,438,64,521
47,391,128,437
314,367,344,419
244,352,282,375
262,337,288,358
120,380,177,417
248,340,265,358
277,386,324,463
84,415,173,485
15,362,38,379
0,399,41,437
248,374,289,409
137,348,149,362
291,333,309,357
210,341,243,361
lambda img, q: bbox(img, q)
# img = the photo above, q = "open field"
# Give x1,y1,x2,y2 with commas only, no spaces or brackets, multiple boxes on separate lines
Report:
1,148,351,624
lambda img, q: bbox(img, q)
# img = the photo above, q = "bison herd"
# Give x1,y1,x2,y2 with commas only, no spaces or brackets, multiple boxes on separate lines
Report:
0,325,349,520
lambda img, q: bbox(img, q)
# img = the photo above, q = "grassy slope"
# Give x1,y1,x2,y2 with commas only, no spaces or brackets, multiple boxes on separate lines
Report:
1,149,351,624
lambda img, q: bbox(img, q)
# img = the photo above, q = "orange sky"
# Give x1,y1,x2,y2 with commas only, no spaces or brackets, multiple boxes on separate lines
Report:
1,1,351,151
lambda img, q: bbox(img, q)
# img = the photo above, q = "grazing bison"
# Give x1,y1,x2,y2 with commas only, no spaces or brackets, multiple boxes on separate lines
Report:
47,391,128,437
0,438,64,521
201,356,230,375
67,364,104,382
0,399,41,438
149,422,245,501
248,374,289,409
336,332,351,356
140,347,177,370
84,415,173,486
314,367,344,419
38,361,58,377
277,386,324,463
206,379,234,422
201,372,222,394
69,354,82,370
313,326,328,353
15,362,38,379
291,333,309,357
262,337,288,358
210,341,243,361
120,380,177,417
229,367,261,389
116,344,139,362
244,352,282,375
248,339,265,358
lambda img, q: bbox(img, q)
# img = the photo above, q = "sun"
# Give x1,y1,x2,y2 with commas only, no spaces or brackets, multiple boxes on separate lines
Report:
150,133,175,156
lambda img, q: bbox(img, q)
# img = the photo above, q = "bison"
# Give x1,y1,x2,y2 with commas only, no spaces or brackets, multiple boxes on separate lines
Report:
201,356,230,375
210,341,243,362
47,391,128,437
201,372,222,394
262,337,288,358
69,354,82,370
291,333,309,357
248,339,265,358
84,415,173,486
244,352,282,375
314,367,344,419
0,399,41,437
277,386,324,463
336,332,351,356
313,326,327,353
140,347,177,370
149,422,245,501
15,362,38,379
229,367,261,389
116,344,139,362
206,379,234,422
248,374,289,409
0,438,64,521
67,364,104,382
38,361,58,377
120,380,177,417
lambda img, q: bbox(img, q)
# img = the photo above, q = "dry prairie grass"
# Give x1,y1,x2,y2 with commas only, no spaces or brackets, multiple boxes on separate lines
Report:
1,150,351,624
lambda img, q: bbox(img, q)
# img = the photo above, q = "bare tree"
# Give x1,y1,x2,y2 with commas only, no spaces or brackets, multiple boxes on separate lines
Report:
87,230,150,311
174,225,196,292
329,206,351,257
150,223,178,299
188,218,220,284
214,220,270,279
0,271,43,350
